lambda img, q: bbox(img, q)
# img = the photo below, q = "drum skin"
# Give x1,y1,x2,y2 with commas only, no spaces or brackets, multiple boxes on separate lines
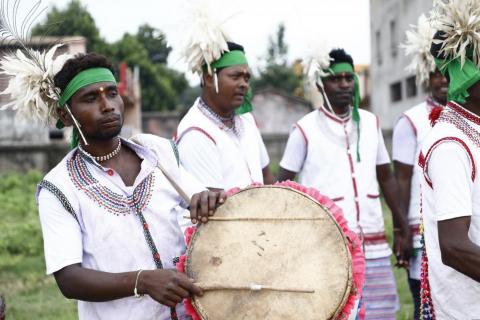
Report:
185,186,353,320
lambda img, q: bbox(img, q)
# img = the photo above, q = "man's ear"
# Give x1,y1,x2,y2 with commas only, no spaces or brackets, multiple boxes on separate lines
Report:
57,107,74,127
203,72,214,89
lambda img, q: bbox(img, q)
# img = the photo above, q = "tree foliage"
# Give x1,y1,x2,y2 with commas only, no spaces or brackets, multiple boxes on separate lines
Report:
252,23,304,97
32,0,188,111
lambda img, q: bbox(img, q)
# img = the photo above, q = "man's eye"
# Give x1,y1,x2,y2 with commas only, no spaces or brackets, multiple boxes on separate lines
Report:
108,90,118,98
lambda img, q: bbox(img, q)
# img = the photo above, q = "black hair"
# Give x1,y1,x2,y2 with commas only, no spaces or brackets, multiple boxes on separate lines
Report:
54,52,115,93
226,41,245,53
329,48,354,70
430,31,449,81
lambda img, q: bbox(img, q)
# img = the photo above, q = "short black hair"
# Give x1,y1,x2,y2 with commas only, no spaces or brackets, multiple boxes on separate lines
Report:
54,53,115,93
329,48,354,70
226,41,244,53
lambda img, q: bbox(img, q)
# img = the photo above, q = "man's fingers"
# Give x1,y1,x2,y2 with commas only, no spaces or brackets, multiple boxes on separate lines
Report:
190,194,199,224
208,191,217,216
199,191,209,222
177,274,203,296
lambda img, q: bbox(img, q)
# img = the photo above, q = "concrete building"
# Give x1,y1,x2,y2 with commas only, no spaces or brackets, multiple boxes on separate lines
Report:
370,0,433,130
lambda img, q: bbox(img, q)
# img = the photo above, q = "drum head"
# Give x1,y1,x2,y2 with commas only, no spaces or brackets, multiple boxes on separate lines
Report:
186,186,352,320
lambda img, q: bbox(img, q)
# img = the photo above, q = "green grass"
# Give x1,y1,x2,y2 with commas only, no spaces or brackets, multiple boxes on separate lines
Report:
383,200,415,320
0,171,414,319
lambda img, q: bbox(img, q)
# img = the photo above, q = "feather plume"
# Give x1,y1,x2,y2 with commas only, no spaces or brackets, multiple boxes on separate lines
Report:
432,0,480,68
0,0,73,126
0,44,72,126
180,0,230,75
303,42,332,84
401,14,436,86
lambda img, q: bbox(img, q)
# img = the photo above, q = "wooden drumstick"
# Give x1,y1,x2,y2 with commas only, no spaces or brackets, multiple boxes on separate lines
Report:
195,282,315,293
182,216,326,221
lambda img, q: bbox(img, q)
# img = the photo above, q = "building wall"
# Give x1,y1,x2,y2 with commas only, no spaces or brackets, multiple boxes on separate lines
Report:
251,89,312,135
370,0,433,130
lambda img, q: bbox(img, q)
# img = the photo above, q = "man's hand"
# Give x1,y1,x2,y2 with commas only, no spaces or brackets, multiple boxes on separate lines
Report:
393,228,413,268
139,269,203,307
190,190,226,224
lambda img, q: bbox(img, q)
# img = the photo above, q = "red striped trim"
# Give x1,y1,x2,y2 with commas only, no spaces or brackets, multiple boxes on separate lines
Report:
295,123,308,146
376,114,380,130
410,224,420,235
422,136,476,189
331,196,344,202
319,105,350,124
175,127,216,145
363,232,387,245
448,101,480,125
403,113,418,137
367,194,380,199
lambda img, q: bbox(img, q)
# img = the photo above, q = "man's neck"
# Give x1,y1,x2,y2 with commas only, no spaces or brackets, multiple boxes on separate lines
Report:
201,93,234,119
462,99,480,117
331,105,351,118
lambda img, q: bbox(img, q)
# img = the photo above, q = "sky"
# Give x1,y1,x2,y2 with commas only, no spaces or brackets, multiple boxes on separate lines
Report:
30,0,371,83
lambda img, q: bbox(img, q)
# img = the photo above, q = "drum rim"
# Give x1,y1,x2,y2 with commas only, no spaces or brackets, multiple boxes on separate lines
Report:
185,185,353,320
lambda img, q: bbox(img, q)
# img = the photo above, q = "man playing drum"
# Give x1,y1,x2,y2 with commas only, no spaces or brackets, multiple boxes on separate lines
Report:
278,48,411,319
0,49,225,320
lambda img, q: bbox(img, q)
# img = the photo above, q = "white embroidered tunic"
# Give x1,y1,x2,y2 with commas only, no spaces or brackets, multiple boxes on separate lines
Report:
280,106,391,259
175,98,269,190
419,102,480,319
37,136,204,320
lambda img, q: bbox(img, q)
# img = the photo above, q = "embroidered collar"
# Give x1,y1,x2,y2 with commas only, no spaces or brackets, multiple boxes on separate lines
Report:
197,98,243,136
319,104,352,124
447,101,480,126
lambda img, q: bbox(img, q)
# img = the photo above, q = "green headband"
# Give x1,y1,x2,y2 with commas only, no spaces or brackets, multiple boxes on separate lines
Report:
210,50,248,70
58,67,117,107
435,57,480,104
207,50,252,115
322,62,362,161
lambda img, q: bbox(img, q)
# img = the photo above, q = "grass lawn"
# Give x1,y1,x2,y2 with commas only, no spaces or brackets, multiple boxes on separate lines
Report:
0,171,414,319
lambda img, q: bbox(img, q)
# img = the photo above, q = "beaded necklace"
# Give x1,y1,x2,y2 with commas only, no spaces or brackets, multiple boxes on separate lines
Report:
78,138,122,162
197,98,243,136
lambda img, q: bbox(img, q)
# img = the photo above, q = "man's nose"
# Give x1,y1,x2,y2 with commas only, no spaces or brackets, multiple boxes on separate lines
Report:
99,94,114,112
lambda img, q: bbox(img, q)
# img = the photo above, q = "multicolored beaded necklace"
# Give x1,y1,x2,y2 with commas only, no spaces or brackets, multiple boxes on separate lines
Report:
197,98,243,136
68,150,179,319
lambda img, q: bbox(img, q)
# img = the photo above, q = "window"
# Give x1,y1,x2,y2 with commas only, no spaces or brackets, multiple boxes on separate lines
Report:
406,76,417,97
376,31,382,65
390,81,402,102
390,20,398,58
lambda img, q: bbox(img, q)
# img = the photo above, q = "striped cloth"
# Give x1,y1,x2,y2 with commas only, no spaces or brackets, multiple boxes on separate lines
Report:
362,256,399,320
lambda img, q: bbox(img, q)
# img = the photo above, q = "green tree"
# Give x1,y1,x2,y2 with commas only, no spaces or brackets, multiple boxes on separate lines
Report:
32,1,189,111
252,23,304,97
31,0,107,53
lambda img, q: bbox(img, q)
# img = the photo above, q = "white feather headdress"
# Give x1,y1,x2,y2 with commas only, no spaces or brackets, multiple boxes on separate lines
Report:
0,0,73,126
303,42,333,84
180,0,231,75
0,44,72,126
431,0,480,68
402,14,436,86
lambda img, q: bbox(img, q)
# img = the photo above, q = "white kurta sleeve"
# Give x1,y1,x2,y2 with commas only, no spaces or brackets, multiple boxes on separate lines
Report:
392,116,417,165
428,142,473,221
38,189,83,275
258,134,270,169
376,127,391,165
177,130,225,190
279,127,307,173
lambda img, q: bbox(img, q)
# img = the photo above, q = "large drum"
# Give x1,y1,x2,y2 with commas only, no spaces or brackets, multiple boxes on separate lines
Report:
184,184,364,320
